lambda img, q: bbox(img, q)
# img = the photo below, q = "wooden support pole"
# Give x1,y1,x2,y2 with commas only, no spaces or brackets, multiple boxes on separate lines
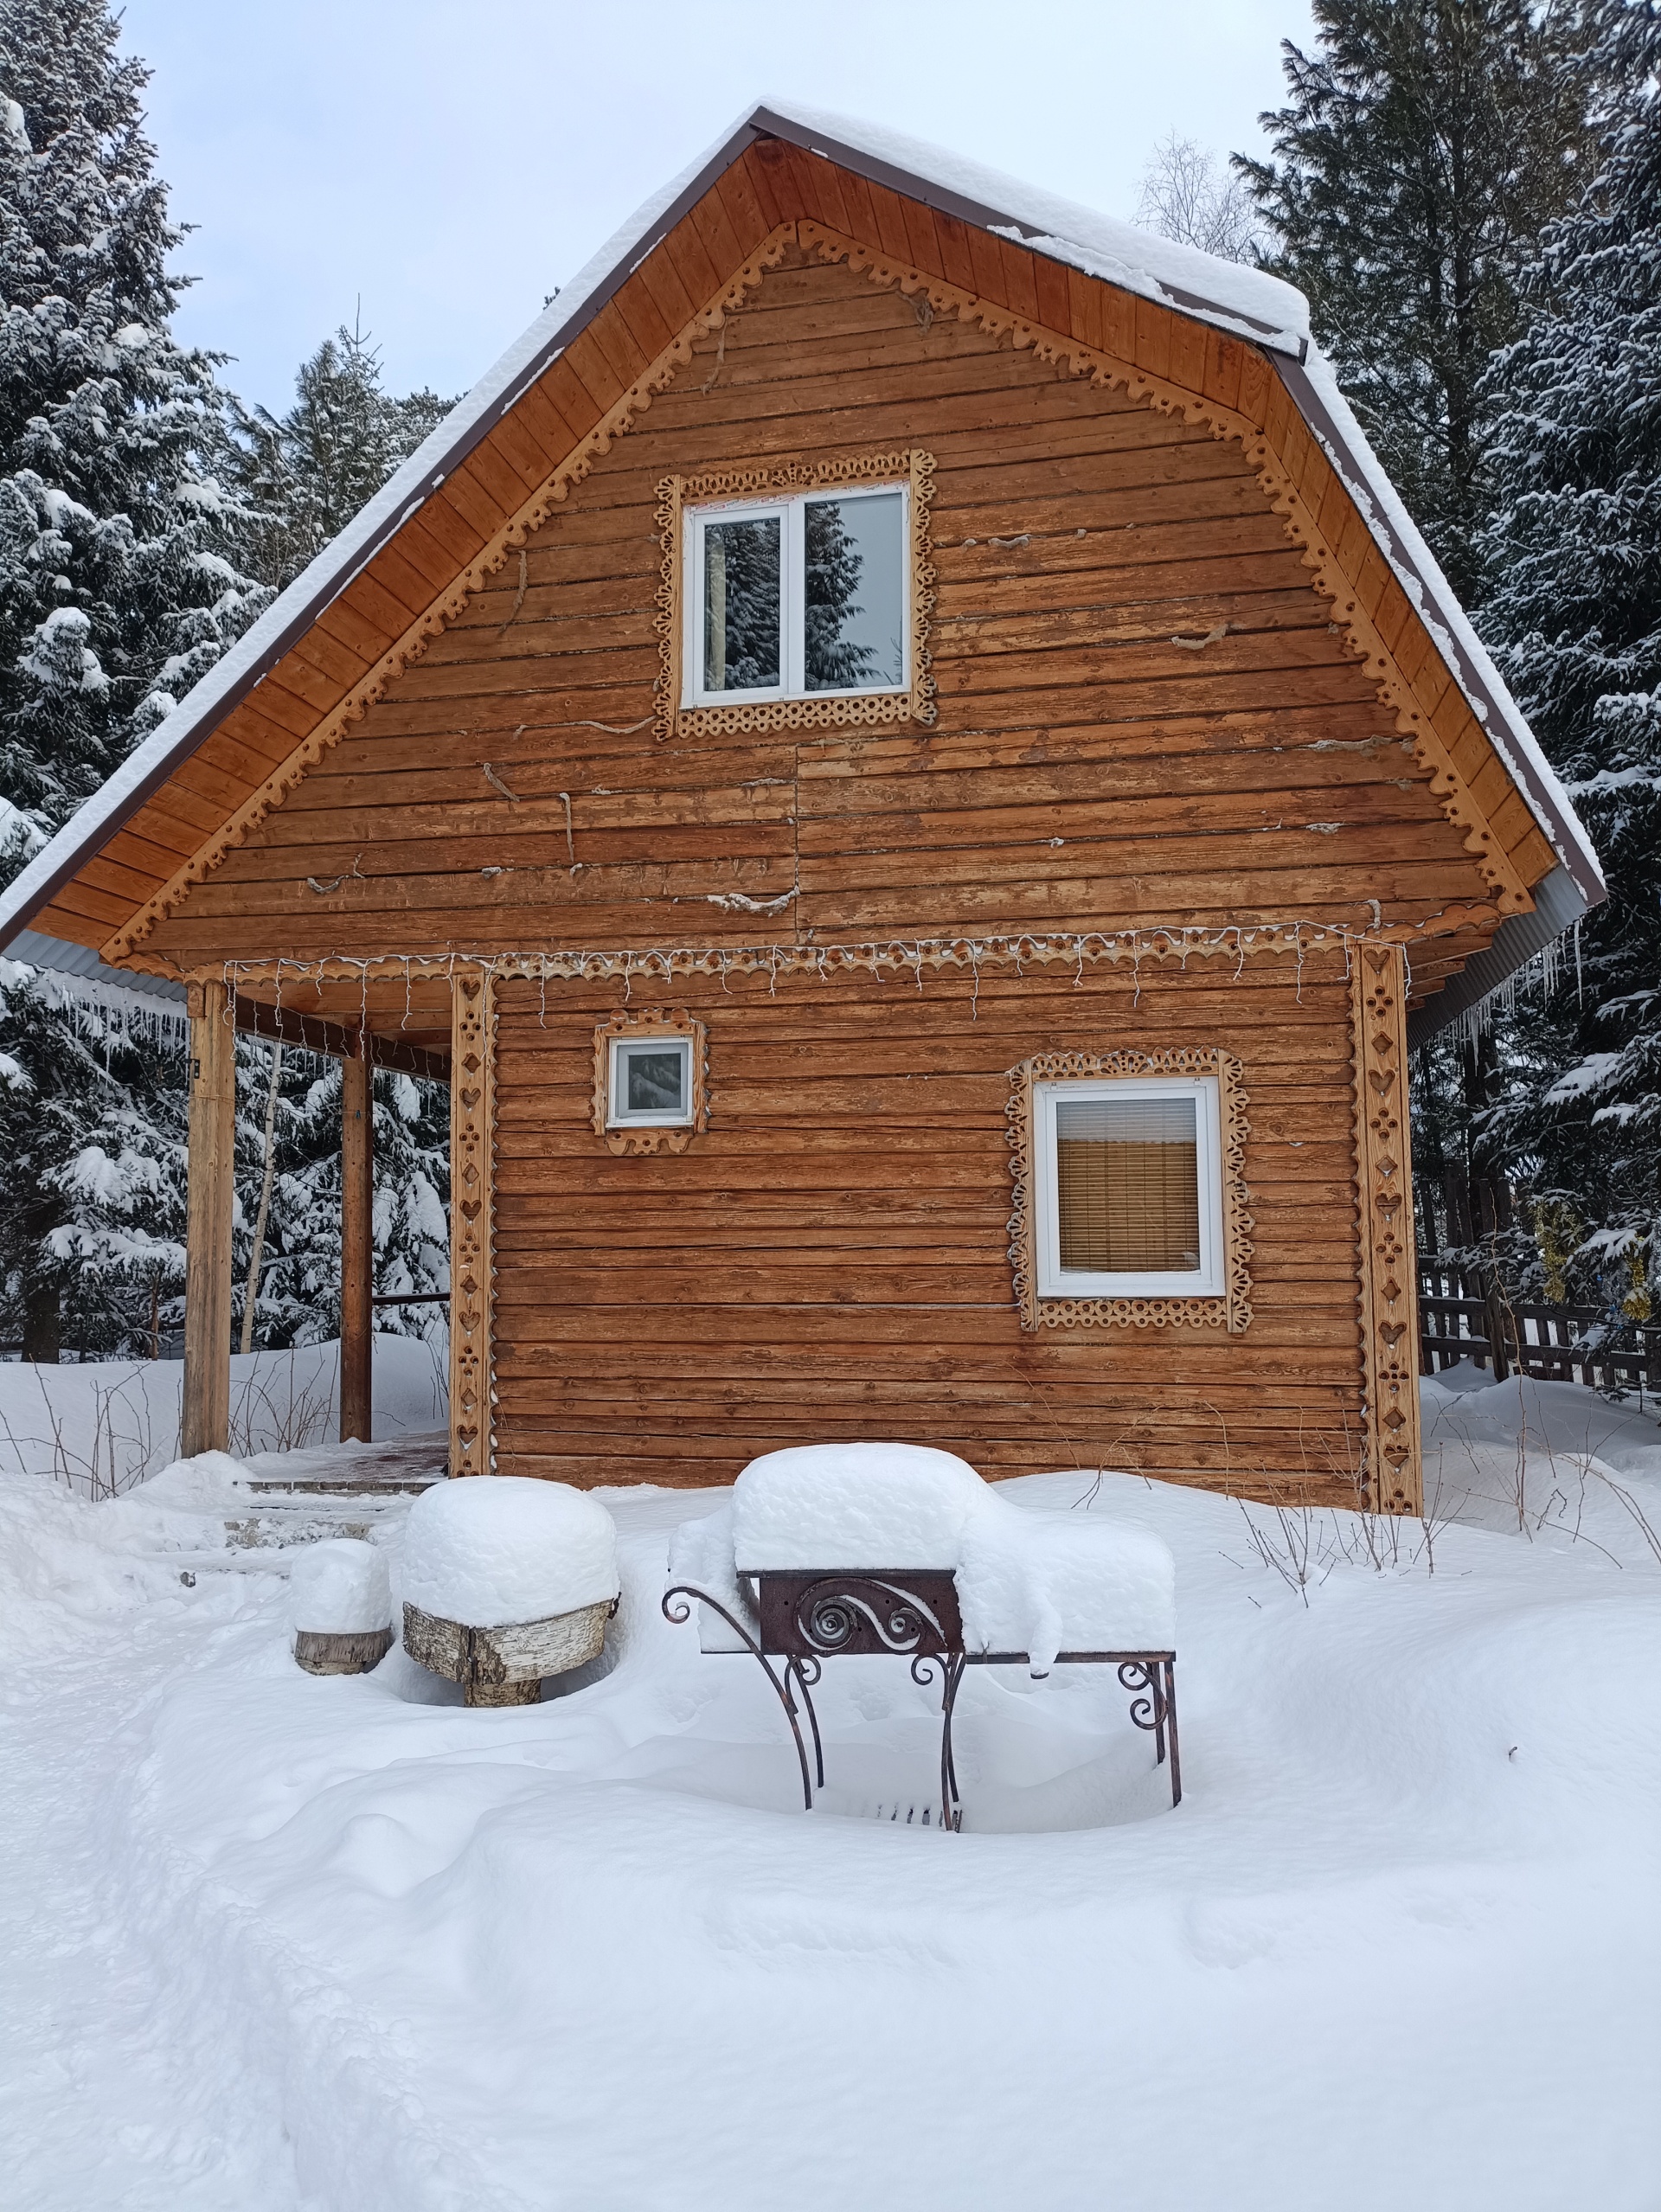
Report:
340,1046,374,1444
1351,942,1424,1514
181,979,235,1459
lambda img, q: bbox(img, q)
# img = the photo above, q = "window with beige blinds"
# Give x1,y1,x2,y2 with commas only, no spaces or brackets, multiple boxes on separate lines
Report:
1054,1095,1202,1273
1034,1076,1224,1298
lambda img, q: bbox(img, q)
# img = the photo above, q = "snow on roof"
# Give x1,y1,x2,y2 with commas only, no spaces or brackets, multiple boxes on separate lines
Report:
752,99,1311,351
0,97,1601,978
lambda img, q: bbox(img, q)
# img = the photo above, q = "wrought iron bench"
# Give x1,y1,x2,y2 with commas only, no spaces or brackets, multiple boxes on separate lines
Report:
664,1565,1179,1831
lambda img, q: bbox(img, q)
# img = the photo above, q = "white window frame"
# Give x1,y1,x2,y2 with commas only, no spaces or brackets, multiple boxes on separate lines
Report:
1033,1076,1225,1300
682,481,911,708
606,1033,695,1131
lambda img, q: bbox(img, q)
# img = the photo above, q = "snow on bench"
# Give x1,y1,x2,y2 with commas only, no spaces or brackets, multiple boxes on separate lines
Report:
665,1442,1180,1826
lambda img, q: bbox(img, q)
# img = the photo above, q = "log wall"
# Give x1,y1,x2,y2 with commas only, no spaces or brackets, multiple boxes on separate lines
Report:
144,247,1494,973
491,948,1370,1500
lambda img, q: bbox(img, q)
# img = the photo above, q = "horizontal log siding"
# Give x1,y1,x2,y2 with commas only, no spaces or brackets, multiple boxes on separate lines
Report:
146,247,1491,968
490,952,1369,1501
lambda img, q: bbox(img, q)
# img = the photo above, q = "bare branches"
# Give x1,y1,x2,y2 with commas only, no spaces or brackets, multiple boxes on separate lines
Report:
1133,132,1264,264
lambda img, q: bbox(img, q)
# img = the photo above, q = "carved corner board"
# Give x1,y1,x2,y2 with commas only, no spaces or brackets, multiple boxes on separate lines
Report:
1350,943,1423,1513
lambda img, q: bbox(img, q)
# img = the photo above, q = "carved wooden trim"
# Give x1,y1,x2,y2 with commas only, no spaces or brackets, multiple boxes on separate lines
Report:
101,226,800,963
449,965,496,1477
1351,943,1424,1513
591,1007,709,1156
796,218,1531,919
1006,1048,1253,1332
204,912,1499,998
652,447,936,743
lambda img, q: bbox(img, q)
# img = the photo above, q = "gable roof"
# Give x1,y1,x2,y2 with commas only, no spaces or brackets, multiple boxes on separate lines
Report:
0,99,1602,1035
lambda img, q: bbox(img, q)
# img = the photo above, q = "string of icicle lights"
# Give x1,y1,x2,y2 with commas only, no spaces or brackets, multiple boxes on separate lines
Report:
209,912,1491,1036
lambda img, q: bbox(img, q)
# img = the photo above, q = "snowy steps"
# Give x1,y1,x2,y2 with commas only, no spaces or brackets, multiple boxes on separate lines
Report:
224,1433,447,1551
242,1433,447,1496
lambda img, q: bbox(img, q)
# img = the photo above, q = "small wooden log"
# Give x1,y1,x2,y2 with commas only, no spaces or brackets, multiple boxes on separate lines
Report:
293,1625,394,1676
402,1597,611,1708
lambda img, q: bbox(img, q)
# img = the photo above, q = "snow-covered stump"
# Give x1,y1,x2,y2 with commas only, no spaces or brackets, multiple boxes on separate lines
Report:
400,1478,620,1709
402,1598,610,1707
289,1538,394,1675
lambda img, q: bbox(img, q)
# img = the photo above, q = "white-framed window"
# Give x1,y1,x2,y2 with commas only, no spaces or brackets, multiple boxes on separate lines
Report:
682,482,909,708
1032,1077,1225,1299
606,1033,694,1129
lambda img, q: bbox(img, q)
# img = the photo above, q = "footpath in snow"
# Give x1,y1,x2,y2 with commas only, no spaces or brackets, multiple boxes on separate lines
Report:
1,1365,1658,2211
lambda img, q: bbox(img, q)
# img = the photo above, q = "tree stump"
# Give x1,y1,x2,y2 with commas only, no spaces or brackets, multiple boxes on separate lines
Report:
401,1598,612,1707
293,1625,394,1676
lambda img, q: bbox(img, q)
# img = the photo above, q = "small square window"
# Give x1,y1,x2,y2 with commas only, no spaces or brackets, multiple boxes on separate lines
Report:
1034,1077,1224,1299
593,1013,708,1156
685,484,909,708
608,1035,693,1128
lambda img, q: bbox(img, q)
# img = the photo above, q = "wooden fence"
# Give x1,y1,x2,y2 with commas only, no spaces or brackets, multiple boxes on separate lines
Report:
1419,1265,1661,1395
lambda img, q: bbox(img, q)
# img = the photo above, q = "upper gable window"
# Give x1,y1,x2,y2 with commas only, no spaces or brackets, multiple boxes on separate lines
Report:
652,452,936,741
684,484,908,708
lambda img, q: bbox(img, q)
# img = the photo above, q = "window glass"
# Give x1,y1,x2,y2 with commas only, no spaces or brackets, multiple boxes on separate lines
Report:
702,516,780,691
623,1044,686,1117
1055,1095,1201,1273
803,491,905,692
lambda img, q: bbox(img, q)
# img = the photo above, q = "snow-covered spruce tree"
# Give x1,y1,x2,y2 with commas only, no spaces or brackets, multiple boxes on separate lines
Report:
226,320,452,593
0,957,189,1360
1236,0,1604,606
230,1047,450,1353
1472,0,1661,1321
0,0,267,829
804,500,879,691
0,2,267,1359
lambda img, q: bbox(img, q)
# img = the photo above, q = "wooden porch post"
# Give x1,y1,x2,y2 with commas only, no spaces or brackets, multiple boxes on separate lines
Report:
1352,942,1424,1514
339,1045,374,1443
181,978,235,1459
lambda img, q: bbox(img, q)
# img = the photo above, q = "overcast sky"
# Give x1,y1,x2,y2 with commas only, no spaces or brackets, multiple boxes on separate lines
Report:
120,0,1316,416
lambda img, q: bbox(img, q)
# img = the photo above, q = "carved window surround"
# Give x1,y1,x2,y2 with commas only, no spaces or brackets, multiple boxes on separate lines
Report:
1007,1049,1253,1331
592,1008,709,1155
653,449,936,742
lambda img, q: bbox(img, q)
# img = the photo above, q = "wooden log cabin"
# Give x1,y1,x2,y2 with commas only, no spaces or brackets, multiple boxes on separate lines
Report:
0,104,1603,1511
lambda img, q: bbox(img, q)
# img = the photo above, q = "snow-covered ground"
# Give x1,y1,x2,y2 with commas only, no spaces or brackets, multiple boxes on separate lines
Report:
2,1372,1658,2209
0,1335,448,1493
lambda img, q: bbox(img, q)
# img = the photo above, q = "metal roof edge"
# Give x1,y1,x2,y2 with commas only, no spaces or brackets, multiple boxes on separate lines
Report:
3,926,186,999
1405,866,1587,1047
